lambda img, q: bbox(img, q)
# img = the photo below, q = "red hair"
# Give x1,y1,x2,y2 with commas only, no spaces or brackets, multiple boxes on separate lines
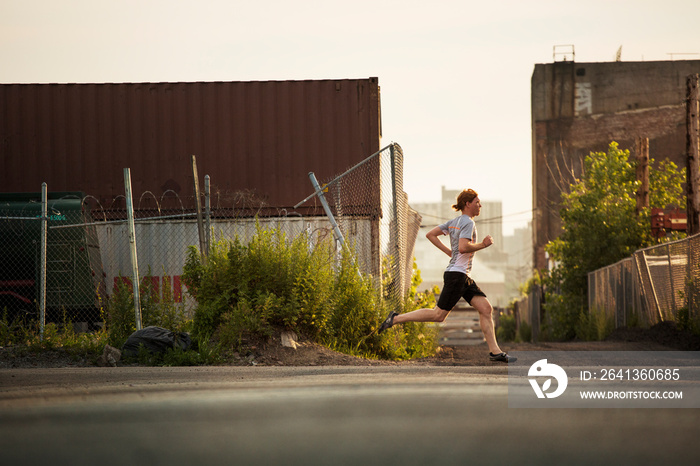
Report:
452,189,478,211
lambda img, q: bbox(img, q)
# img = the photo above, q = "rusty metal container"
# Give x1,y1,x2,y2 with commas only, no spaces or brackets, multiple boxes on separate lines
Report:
0,79,382,211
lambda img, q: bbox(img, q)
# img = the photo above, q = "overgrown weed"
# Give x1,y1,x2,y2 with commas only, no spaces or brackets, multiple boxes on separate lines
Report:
184,224,438,360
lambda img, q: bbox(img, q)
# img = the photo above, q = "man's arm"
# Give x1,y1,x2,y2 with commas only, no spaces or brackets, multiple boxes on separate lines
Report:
426,226,452,257
459,235,493,254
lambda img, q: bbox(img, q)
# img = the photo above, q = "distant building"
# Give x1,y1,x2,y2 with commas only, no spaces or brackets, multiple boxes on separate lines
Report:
503,222,533,301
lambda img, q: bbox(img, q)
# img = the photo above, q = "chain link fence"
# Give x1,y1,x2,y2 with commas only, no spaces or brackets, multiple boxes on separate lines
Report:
311,143,421,314
1,143,419,331
0,192,106,329
588,233,700,328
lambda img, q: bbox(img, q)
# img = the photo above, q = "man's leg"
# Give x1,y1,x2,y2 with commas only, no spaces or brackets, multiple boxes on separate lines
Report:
470,295,502,355
393,306,450,325
378,305,450,333
379,272,459,333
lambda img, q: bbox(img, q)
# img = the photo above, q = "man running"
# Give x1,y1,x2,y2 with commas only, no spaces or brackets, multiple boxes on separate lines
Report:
379,188,515,363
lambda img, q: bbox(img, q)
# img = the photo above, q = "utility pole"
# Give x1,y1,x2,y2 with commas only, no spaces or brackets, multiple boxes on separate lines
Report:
636,137,649,215
687,74,700,235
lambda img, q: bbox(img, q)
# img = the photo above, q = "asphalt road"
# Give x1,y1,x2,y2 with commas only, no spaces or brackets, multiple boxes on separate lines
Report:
0,366,698,465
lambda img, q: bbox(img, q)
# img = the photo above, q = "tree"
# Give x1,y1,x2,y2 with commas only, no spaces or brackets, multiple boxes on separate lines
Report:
543,142,686,339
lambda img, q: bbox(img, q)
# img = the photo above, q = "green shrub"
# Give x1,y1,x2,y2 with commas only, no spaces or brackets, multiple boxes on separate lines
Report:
496,313,517,342
518,321,532,342
106,278,138,347
677,307,700,336
106,271,192,349
677,278,700,336
126,343,217,366
0,271,193,364
0,309,34,347
542,290,584,341
5,313,109,363
183,224,438,360
575,307,614,341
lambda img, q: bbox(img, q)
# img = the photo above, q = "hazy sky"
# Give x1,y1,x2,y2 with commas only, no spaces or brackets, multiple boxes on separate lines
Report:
2,0,699,234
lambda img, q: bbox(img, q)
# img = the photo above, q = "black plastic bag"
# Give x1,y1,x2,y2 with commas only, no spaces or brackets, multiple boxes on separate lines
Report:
122,326,192,358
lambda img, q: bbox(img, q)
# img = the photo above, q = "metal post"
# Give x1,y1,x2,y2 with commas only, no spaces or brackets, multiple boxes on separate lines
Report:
389,145,404,301
205,174,211,256
640,252,663,323
308,172,347,249
192,155,206,256
124,168,142,330
39,183,48,341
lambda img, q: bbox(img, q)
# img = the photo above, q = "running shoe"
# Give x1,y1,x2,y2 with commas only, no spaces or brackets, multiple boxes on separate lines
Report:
378,311,398,334
489,352,517,363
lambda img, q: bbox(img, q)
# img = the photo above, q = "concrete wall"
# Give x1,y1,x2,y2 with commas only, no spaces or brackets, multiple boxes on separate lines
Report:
531,60,700,269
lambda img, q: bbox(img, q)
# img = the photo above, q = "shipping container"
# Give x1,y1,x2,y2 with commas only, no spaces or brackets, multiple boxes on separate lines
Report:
0,79,382,212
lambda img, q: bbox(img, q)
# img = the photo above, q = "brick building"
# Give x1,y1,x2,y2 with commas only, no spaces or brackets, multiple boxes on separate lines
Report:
531,59,700,269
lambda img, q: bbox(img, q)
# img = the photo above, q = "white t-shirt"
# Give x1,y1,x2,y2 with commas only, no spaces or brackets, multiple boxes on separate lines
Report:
438,214,477,275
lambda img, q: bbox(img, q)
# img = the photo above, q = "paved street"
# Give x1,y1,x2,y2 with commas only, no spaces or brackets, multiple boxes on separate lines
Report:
1,366,698,465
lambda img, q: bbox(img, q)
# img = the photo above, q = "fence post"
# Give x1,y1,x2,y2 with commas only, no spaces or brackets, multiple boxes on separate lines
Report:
667,244,677,314
205,174,211,255
639,251,663,324
308,172,347,250
124,168,142,331
191,155,207,257
39,183,47,341
389,144,405,303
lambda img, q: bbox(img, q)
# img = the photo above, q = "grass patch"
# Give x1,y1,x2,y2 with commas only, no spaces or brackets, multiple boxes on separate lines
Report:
575,307,614,341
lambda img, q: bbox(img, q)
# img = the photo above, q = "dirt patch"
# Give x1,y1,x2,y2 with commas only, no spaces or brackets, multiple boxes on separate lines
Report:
0,346,93,369
204,321,700,367
242,340,395,367
1,322,698,369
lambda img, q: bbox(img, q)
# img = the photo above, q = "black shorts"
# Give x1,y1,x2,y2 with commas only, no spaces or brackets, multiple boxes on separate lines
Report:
437,271,487,311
